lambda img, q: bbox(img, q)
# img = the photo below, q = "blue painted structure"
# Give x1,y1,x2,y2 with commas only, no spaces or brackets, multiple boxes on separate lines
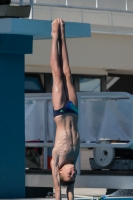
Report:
0,34,32,198
0,18,91,198
101,197,133,200
0,18,91,39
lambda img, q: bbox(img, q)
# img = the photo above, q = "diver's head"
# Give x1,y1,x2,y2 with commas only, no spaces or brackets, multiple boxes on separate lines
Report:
59,163,76,186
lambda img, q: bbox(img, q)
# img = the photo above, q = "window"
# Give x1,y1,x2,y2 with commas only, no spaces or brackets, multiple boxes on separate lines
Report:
25,74,44,93
79,77,101,92
107,74,133,94
44,74,105,93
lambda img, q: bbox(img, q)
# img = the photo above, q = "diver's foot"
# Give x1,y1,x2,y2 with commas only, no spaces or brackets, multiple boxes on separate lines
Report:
59,18,65,39
51,18,60,40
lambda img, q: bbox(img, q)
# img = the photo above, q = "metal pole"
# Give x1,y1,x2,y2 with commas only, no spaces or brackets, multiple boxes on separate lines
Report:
25,142,129,148
29,0,34,19
77,94,81,174
19,0,23,5
44,100,48,169
81,9,83,23
125,0,128,11
76,153,81,175
96,0,98,8
50,6,52,21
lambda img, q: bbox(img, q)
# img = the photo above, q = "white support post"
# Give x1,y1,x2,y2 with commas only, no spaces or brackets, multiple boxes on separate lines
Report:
44,100,48,169
29,0,34,19
96,0,98,8
77,94,81,175
53,121,56,142
125,0,128,11
76,152,81,175
81,9,83,23
66,0,68,6
50,7,52,21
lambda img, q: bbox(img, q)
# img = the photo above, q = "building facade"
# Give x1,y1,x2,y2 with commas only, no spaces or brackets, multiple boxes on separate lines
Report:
13,0,133,93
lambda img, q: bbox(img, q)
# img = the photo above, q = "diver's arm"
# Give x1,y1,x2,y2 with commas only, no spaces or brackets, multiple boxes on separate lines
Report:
51,150,61,200
67,183,74,200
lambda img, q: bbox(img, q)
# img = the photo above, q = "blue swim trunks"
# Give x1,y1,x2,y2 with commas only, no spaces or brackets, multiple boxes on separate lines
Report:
53,100,78,117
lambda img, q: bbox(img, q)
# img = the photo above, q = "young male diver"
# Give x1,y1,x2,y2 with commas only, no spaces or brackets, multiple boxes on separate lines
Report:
50,18,80,200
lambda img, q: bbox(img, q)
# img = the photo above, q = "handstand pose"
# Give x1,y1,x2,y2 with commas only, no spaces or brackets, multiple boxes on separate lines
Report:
50,18,80,200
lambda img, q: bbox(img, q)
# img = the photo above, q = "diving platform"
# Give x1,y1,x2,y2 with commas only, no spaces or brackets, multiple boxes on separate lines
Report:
0,18,91,39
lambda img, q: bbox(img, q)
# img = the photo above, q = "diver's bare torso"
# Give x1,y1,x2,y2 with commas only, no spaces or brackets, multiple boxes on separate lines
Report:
53,113,80,168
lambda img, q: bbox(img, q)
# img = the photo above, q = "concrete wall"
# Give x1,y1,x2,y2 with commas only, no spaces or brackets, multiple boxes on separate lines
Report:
25,32,133,75
32,5,133,29
23,1,133,75
29,0,133,12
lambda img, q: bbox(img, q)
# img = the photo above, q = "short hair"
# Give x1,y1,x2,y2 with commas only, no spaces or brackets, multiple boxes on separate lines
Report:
60,174,75,187
60,179,75,187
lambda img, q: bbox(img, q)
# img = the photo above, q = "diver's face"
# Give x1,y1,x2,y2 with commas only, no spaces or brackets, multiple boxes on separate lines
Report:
59,164,76,182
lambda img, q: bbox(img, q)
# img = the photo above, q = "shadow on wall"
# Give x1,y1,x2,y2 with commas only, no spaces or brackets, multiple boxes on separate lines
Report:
107,75,133,94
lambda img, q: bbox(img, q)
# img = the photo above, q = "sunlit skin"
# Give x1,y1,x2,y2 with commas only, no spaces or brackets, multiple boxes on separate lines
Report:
59,164,76,182
50,18,80,200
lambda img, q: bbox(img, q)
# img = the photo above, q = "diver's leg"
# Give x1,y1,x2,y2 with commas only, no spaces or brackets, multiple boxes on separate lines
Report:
50,18,66,110
59,19,77,106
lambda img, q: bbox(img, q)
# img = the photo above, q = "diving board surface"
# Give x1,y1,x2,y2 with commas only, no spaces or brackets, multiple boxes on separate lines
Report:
0,18,91,39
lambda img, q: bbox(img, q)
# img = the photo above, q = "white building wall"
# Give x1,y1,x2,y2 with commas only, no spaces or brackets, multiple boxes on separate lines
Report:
32,5,133,28
25,32,133,75
23,0,133,75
